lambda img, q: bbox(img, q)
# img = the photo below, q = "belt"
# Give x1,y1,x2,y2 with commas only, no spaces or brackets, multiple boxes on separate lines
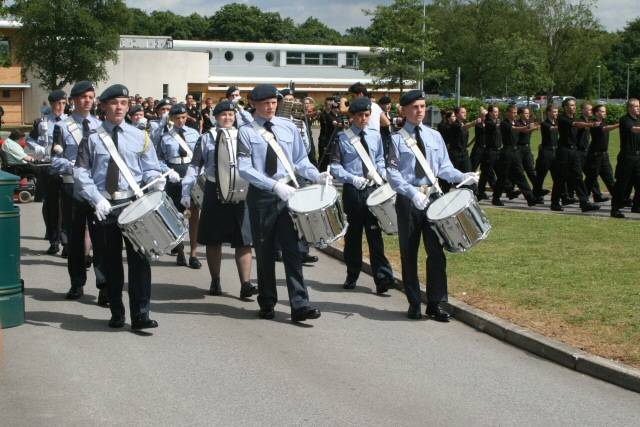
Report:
101,189,135,201
168,156,192,164
413,184,434,195
61,175,74,184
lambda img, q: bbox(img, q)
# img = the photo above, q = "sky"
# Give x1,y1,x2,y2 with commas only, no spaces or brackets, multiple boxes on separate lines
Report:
126,0,639,33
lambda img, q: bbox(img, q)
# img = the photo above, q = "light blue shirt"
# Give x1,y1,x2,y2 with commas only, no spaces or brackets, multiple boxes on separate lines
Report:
330,124,386,186
238,115,319,191
387,121,464,200
235,108,253,126
25,114,68,166
73,120,162,206
51,113,102,176
156,124,200,173
181,128,218,198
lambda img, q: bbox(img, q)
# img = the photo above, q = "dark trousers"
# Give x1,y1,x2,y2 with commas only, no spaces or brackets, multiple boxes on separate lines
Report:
612,155,640,211
584,152,615,197
342,184,393,285
493,147,534,202
478,149,499,195
470,144,484,172
61,183,106,289
246,186,310,312
92,216,151,319
516,145,537,188
579,149,602,198
396,194,447,308
41,171,61,244
551,147,589,205
534,147,556,195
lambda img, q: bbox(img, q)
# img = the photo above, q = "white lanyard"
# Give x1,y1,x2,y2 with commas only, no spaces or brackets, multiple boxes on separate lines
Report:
251,121,300,188
398,128,441,193
344,128,383,186
97,126,143,198
168,126,193,159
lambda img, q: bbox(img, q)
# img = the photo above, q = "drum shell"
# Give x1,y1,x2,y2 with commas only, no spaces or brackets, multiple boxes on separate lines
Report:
117,192,187,259
366,184,398,235
216,129,249,203
190,174,206,209
426,189,491,253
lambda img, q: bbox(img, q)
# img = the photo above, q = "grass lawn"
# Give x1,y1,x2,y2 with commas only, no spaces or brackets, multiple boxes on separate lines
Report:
367,207,640,367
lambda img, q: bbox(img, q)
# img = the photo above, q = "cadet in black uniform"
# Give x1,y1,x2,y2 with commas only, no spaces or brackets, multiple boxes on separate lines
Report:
515,108,538,189
533,105,559,197
471,107,488,198
584,105,618,204
611,98,640,218
478,106,501,200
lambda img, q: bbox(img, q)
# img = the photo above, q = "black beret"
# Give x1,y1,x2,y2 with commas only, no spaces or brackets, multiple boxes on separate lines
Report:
213,100,235,116
98,84,129,102
225,86,239,97
279,88,292,97
349,97,372,114
399,90,425,107
156,98,171,110
170,103,188,115
379,96,392,105
48,90,66,103
250,84,279,102
129,105,143,115
70,80,95,97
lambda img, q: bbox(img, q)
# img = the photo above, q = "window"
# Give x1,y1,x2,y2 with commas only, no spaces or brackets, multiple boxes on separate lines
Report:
286,51,302,65
0,38,10,67
2,90,10,98
321,53,338,66
162,84,169,98
224,51,234,61
305,52,320,65
346,52,359,68
245,51,254,62
265,52,275,62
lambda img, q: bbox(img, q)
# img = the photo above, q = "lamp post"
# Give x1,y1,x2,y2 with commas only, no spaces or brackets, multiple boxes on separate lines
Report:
596,65,601,100
627,63,631,101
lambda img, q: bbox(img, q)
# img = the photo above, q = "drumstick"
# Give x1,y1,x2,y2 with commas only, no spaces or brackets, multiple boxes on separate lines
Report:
110,200,133,210
324,165,330,191
140,170,177,192
455,176,474,189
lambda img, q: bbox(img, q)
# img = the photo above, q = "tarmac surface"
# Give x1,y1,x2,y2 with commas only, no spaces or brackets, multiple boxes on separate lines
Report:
1,202,639,426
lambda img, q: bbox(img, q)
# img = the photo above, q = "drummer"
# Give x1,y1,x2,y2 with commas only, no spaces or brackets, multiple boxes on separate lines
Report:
386,90,479,321
330,97,394,294
156,103,201,269
181,100,258,299
237,84,332,322
148,98,173,149
74,83,165,330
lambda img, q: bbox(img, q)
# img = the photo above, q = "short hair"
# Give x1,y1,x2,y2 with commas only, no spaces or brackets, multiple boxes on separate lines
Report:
545,104,557,113
507,105,517,112
561,97,576,108
487,105,498,113
348,82,368,97
9,129,24,140
593,104,605,113
626,98,639,110
454,106,466,114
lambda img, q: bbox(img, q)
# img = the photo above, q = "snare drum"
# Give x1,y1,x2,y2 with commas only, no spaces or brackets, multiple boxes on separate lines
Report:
366,183,398,235
190,174,206,209
117,191,187,259
287,184,348,248
426,189,491,253
216,128,248,203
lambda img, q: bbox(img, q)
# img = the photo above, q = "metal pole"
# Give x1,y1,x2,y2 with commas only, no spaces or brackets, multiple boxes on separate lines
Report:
627,64,630,101
456,67,461,107
420,0,426,91
597,65,601,100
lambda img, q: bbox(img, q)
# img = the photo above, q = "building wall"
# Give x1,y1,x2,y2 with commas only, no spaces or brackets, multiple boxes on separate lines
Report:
0,89,24,125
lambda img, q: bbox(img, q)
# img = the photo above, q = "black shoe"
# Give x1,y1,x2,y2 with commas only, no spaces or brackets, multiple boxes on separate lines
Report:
85,255,93,269
60,245,68,258
426,303,451,322
631,207,640,214
562,197,577,206
581,203,600,212
491,199,504,206
507,190,521,200
46,243,60,255
407,305,422,320
131,314,158,330
593,196,610,203
550,204,563,212
258,307,275,320
176,252,187,266
108,316,125,328
343,279,357,290
209,278,222,296
624,199,633,207
240,281,258,299
275,251,283,262
97,287,110,307
375,281,392,295
611,210,625,218
476,192,488,201
302,254,318,263
65,286,84,300
540,189,550,196
291,306,321,322
188,256,202,269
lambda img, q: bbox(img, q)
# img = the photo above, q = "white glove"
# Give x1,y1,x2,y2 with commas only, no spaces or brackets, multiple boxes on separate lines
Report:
460,172,480,186
273,182,296,202
180,195,191,209
95,199,112,222
154,177,167,192
352,176,368,190
167,169,181,183
52,144,63,155
411,192,429,210
315,171,333,186
33,145,46,160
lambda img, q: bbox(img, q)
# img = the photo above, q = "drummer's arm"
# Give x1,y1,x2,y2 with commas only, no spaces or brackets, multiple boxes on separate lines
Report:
140,134,162,184
51,126,73,175
237,127,279,191
329,136,357,185
182,140,202,198
386,136,419,200
73,136,103,207
155,136,171,173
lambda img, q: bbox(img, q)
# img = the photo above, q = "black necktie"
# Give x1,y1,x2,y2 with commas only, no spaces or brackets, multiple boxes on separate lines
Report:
177,128,188,157
359,130,370,176
55,116,61,122
106,125,120,194
414,126,426,179
264,121,278,176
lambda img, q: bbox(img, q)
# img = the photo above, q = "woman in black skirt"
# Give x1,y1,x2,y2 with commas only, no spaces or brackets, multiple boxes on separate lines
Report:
181,100,257,299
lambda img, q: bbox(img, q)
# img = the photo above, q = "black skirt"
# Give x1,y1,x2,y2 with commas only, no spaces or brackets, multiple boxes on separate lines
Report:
197,180,252,247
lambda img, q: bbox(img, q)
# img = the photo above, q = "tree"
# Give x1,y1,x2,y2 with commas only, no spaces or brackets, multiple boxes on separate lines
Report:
205,3,296,43
10,0,127,90
361,0,444,93
291,17,344,45
603,18,640,98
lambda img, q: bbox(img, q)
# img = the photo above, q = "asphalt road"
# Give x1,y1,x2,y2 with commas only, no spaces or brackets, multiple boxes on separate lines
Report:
1,202,639,426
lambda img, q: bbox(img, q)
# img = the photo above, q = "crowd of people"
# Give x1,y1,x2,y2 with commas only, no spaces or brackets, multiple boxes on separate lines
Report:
13,78,639,330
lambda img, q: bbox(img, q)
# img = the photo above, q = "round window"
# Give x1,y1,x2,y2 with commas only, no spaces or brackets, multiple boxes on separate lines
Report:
224,51,234,61
265,52,275,62
245,51,254,62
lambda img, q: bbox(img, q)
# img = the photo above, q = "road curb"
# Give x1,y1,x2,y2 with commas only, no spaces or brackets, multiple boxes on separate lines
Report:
318,244,640,393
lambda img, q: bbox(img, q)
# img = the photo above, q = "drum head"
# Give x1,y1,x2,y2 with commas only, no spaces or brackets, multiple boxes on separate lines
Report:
366,183,396,206
427,189,474,221
118,191,164,225
288,184,337,213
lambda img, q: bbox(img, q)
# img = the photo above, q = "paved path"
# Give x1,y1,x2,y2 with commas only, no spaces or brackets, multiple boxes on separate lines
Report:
1,202,639,426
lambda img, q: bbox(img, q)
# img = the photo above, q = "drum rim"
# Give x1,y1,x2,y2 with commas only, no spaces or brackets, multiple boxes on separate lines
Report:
117,191,165,225
287,184,338,212
426,188,475,221
366,183,396,206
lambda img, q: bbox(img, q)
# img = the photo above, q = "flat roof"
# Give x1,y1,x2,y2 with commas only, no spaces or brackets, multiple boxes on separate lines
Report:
173,40,372,54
